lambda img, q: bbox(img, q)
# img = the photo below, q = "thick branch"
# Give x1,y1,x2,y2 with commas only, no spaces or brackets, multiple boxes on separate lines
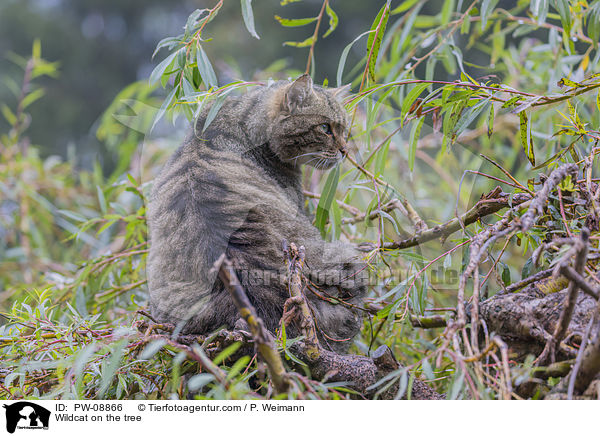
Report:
364,191,531,251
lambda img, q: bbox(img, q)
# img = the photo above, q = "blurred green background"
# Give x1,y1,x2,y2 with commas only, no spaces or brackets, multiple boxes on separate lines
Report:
0,1,390,169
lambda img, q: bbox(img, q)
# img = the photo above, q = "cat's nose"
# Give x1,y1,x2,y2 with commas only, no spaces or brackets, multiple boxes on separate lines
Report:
338,143,348,155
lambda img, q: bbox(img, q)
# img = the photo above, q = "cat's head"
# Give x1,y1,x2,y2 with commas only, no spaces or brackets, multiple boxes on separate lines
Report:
268,74,350,170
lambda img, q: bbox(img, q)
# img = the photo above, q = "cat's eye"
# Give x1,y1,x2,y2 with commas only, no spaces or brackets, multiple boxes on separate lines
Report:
320,123,333,135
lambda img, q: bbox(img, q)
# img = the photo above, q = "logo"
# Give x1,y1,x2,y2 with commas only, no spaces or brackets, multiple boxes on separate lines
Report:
2,402,50,434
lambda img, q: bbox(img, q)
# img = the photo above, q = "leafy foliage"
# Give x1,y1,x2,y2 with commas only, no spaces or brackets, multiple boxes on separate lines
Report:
1,0,600,400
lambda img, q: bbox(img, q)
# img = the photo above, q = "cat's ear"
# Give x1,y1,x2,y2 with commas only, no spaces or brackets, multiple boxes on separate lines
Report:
283,74,314,113
330,84,351,101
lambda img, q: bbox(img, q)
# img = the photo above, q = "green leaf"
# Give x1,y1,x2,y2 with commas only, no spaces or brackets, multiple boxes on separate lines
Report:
441,0,455,25
151,87,176,131
454,99,491,137
367,1,391,82
284,36,316,47
330,201,341,240
21,88,45,109
96,186,107,214
449,370,465,400
530,0,549,24
98,340,127,398
188,374,215,391
152,36,182,59
323,3,339,38
149,50,179,86
400,82,430,126
58,209,87,223
1,104,17,125
501,95,522,109
336,30,373,87
596,90,600,113
395,370,408,399
487,103,495,137
315,165,340,237
557,77,584,89
554,0,571,34
501,263,511,285
202,93,228,132
241,0,260,39
408,116,424,172
196,45,218,89
32,38,41,60
140,339,166,359
421,359,434,380
274,15,317,27
391,0,419,14
519,111,535,165
481,0,499,30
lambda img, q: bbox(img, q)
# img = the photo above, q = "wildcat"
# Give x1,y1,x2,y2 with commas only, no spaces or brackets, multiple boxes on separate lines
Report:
147,74,367,353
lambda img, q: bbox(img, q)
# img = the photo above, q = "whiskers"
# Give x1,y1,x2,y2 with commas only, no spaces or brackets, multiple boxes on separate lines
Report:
286,149,345,170
285,151,322,167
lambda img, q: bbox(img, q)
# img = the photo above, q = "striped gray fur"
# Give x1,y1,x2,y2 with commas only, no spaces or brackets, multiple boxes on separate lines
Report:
147,74,366,353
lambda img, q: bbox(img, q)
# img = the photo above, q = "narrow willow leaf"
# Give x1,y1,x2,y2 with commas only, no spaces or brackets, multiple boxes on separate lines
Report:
450,371,465,400
32,38,41,60
330,201,341,240
1,104,17,125
188,374,215,391
400,82,430,126
395,370,408,399
274,15,317,27
96,186,107,214
336,30,373,86
408,116,424,172
501,263,511,285
597,90,600,112
151,87,176,131
367,1,390,82
530,0,549,24
58,209,87,223
391,0,419,14
241,0,260,39
140,339,166,359
21,88,45,109
440,0,455,25
481,0,499,30
421,359,434,380
445,97,468,148
196,45,218,88
557,77,584,88
519,111,535,165
98,340,127,398
315,165,340,237
454,99,491,137
501,95,522,108
284,36,316,47
323,3,338,38
202,93,228,132
152,36,182,59
149,50,179,85
554,0,571,33
487,103,495,137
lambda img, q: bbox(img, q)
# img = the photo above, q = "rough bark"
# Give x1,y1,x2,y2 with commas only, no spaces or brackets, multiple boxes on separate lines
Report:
478,283,596,360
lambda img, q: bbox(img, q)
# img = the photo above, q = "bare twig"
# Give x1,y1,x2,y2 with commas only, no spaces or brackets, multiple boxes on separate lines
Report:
215,255,291,394
538,228,589,364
